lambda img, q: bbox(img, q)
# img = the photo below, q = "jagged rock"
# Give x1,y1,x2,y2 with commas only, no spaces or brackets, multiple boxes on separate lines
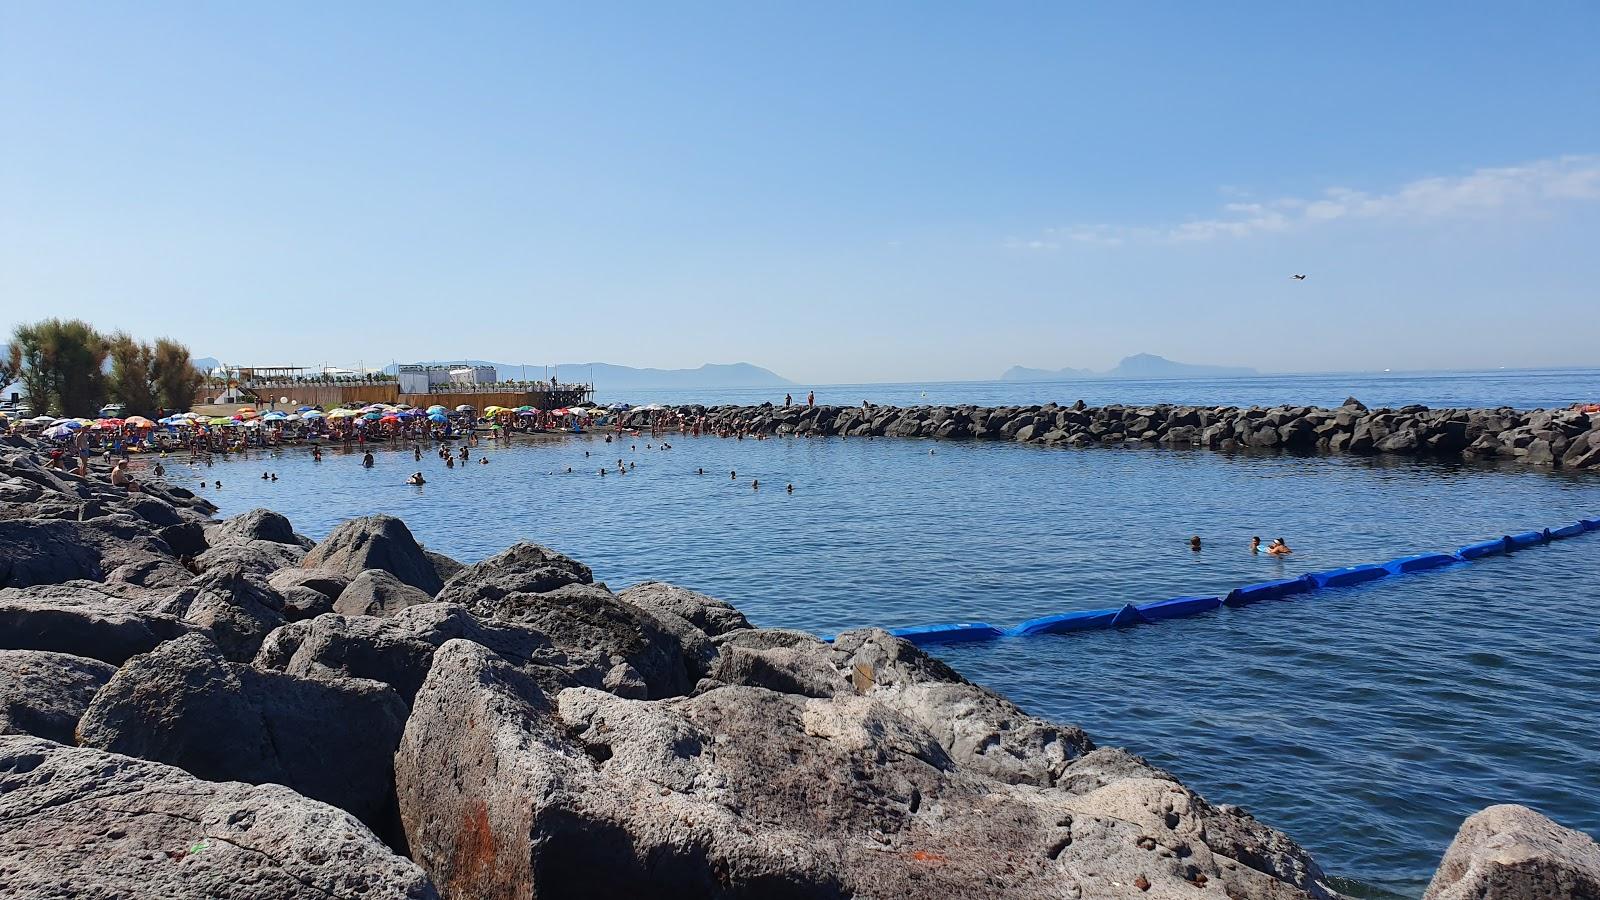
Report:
619,581,752,636
434,541,593,609
255,602,633,704
0,649,116,743
301,515,442,595
396,641,1336,900
0,734,438,899
0,516,184,589
0,583,190,664
78,634,410,850
193,535,307,578
1342,396,1368,410
335,569,434,618
830,628,1094,786
467,583,705,698
267,568,348,620
424,548,465,583
181,565,287,661
1424,804,1600,900
204,508,310,547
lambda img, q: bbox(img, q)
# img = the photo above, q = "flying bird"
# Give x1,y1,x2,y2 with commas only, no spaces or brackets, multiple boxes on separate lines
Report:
1290,274,1308,280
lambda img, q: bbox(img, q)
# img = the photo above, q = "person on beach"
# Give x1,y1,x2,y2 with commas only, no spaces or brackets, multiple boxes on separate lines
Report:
110,460,129,487
785,393,792,407
1250,536,1261,554
1267,538,1292,556
1189,536,1202,552
806,391,814,406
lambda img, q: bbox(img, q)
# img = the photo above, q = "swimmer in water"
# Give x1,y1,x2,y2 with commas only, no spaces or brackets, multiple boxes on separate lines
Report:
752,479,759,490
1189,536,1202,552
1250,536,1261,554
786,483,794,493
214,481,221,490
730,470,736,479
262,472,269,480
1266,538,1292,556
270,473,277,482
362,452,374,468
407,472,426,485
479,457,488,464
697,468,704,475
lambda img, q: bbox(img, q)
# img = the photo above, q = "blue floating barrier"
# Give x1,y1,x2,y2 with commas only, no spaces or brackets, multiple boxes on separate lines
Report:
1136,595,1222,621
1581,518,1600,531
1457,539,1505,560
1505,530,1546,549
1006,604,1150,637
1307,565,1389,589
1549,523,1586,540
889,622,1004,645
1382,553,1459,575
1224,575,1315,607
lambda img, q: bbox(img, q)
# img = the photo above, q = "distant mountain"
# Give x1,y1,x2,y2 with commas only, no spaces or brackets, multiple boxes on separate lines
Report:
1001,354,1258,381
1105,353,1258,379
192,357,220,372
1001,365,1094,382
381,360,793,390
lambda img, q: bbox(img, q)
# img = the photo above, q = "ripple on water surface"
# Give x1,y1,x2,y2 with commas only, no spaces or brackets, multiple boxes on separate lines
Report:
171,434,1600,897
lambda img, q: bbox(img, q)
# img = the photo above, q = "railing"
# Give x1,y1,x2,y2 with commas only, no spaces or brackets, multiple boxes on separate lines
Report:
238,379,591,394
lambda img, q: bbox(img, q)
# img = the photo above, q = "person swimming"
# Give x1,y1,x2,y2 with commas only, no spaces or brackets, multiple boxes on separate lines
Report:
362,452,375,468
752,479,759,490
1189,536,1202,552
407,472,426,485
730,470,736,479
1250,536,1262,553
1266,538,1292,556
786,483,794,493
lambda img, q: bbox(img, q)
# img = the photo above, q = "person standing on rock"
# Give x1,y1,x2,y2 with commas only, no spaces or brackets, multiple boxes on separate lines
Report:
785,393,792,407
807,390,815,407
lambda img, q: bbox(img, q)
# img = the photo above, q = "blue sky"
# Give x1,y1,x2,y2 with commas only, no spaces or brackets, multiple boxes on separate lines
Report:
2,2,1597,383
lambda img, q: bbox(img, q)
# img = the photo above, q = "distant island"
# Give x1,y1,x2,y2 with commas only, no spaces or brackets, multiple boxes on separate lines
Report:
1002,353,1259,381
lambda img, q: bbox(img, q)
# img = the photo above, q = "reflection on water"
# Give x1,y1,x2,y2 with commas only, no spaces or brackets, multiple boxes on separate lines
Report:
168,432,1600,897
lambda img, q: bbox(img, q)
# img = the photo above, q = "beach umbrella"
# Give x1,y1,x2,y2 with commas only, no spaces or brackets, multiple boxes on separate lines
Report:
262,412,288,421
29,415,54,424
209,416,233,426
44,424,74,439
296,405,314,412
363,411,383,420
428,413,448,423
426,405,447,414
326,409,356,419
125,416,154,428
455,405,474,412
303,410,325,420
608,403,631,411
242,419,264,428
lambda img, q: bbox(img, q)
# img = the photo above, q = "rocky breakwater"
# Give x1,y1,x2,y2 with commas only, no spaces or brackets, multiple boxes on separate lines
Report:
2,432,1598,899
629,398,1600,469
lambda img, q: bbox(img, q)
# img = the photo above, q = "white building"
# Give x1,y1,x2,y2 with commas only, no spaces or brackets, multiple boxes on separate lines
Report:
397,364,497,393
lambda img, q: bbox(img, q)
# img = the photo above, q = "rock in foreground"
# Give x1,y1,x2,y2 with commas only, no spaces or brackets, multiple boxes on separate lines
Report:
1425,804,1600,900
0,734,438,899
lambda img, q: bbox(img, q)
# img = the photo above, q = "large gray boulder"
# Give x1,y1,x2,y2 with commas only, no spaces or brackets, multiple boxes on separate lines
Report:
0,734,438,899
78,633,410,850
0,649,116,743
1424,804,1600,899
193,536,307,579
204,508,311,548
396,640,1337,900
180,565,287,661
470,583,705,698
0,516,187,588
620,581,752,636
0,583,190,664
334,568,435,618
433,541,593,610
705,627,1095,788
255,602,665,704
301,514,442,595
267,568,349,620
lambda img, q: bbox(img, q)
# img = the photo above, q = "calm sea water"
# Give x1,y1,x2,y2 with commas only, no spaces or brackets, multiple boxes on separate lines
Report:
600,367,1600,411
165,373,1600,898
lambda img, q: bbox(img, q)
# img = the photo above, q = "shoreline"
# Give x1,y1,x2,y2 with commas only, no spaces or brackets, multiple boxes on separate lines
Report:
619,399,1600,470
3,430,1599,898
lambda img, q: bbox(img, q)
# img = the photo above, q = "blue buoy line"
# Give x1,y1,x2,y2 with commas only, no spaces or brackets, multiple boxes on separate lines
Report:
850,517,1600,646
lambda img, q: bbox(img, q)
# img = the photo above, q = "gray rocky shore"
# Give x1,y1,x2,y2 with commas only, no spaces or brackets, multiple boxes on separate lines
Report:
1,430,1597,899
625,399,1600,469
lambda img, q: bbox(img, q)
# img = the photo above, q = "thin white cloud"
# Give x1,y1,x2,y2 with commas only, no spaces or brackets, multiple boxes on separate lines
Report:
1010,154,1600,248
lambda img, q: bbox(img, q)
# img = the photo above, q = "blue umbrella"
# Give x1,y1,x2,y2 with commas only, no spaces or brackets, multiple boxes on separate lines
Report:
363,412,383,420
428,413,448,423
302,410,325,419
296,405,314,412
